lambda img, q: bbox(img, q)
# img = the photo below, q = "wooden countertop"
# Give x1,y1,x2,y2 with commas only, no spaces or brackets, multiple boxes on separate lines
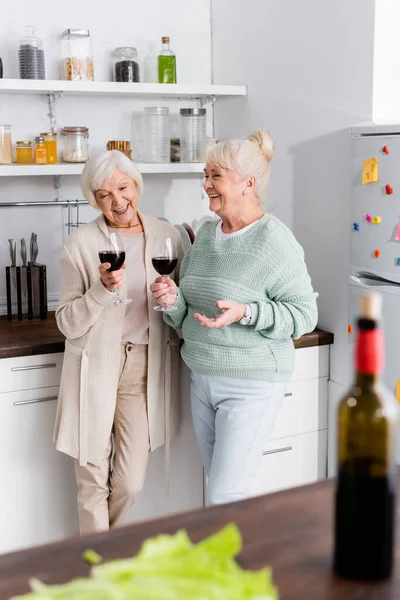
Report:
0,312,333,359
0,478,398,599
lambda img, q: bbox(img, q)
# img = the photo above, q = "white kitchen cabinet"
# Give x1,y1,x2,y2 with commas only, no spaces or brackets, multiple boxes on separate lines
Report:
252,345,330,497
0,353,64,394
0,385,78,554
0,353,204,554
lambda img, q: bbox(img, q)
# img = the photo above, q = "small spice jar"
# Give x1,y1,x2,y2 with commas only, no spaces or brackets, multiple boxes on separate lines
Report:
61,126,89,162
16,141,33,164
0,125,12,164
34,136,47,164
113,47,139,82
40,132,58,164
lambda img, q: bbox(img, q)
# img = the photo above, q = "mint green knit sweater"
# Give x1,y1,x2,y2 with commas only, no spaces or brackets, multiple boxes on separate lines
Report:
164,214,318,382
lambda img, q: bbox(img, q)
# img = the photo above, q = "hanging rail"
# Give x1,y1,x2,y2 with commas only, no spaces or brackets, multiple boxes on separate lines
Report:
0,199,89,235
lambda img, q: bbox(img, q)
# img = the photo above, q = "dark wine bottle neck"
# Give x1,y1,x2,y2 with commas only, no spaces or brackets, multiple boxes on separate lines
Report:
355,372,379,388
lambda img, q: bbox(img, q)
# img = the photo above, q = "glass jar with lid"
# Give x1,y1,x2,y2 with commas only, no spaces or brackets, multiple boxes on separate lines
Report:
180,108,206,162
40,132,58,164
16,141,33,164
19,26,46,80
61,126,89,162
34,136,47,164
61,29,94,81
0,125,12,164
113,47,139,82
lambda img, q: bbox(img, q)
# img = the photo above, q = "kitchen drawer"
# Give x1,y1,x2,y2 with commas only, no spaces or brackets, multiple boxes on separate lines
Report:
270,377,328,440
0,385,78,554
252,429,328,496
0,353,64,394
291,346,329,382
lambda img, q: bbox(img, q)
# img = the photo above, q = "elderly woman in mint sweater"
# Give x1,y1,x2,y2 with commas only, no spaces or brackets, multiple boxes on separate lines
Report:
151,129,318,506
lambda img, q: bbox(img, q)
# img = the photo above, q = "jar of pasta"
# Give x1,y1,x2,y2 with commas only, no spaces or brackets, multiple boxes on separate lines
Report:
61,126,89,162
0,125,12,164
40,132,58,164
16,141,33,164
61,29,94,81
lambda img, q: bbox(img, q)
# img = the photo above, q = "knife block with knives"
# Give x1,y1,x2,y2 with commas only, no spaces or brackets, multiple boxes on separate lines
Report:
5,234,47,321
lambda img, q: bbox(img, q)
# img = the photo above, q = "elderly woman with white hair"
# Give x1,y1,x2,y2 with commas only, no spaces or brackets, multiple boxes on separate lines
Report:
54,150,183,534
151,129,318,506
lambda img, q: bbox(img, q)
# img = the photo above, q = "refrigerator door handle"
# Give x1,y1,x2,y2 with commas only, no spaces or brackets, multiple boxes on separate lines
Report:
350,274,400,294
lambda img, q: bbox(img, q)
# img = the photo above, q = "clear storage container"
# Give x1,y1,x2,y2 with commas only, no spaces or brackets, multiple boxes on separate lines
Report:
19,26,46,80
61,29,94,81
143,107,170,163
61,126,89,162
113,47,139,82
0,125,12,164
180,108,206,162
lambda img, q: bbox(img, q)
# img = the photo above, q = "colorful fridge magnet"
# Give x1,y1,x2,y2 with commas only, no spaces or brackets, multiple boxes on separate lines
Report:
348,325,353,334
372,216,381,224
382,146,389,154
362,157,379,184
386,184,393,195
365,214,372,223
396,258,400,266
396,381,400,403
374,249,381,258
353,222,360,231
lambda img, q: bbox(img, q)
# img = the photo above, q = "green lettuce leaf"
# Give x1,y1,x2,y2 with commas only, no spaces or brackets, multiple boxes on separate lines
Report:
10,524,278,600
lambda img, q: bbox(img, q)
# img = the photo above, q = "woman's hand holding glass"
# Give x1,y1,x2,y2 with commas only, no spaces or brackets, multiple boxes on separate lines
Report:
99,261,126,292
150,276,178,308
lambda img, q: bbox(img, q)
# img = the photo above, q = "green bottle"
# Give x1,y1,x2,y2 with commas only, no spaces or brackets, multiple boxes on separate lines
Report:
158,36,176,84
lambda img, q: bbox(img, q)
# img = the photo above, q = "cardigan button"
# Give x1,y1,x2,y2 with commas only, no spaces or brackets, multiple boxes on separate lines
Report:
127,345,132,352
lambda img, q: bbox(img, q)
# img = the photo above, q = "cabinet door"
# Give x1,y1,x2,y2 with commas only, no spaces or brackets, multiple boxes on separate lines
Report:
0,386,78,555
0,353,64,393
252,430,328,497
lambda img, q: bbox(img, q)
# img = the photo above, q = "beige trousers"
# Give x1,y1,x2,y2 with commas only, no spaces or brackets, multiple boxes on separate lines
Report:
75,343,149,535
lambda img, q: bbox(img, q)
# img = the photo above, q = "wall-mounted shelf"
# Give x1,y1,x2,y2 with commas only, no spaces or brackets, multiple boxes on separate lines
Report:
0,162,206,177
0,79,246,99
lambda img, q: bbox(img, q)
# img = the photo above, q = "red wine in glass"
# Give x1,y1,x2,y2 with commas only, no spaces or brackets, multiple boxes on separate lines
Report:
98,232,131,306
99,250,126,272
152,257,178,276
152,237,178,312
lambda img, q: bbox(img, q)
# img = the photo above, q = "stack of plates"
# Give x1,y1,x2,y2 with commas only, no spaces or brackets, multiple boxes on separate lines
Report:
19,45,45,79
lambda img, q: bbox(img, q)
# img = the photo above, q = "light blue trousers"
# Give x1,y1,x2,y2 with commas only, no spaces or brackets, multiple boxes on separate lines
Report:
190,372,287,506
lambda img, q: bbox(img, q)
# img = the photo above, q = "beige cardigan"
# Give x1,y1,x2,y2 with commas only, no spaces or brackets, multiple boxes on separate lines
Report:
53,212,183,467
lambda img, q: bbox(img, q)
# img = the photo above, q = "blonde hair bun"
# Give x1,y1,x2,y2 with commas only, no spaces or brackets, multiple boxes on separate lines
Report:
247,130,275,163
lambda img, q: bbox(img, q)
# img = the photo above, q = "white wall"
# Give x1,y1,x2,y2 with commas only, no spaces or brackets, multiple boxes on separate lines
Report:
373,0,400,123
211,0,375,385
0,0,213,313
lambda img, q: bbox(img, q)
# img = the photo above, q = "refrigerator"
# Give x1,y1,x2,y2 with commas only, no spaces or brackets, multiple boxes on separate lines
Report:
329,122,400,475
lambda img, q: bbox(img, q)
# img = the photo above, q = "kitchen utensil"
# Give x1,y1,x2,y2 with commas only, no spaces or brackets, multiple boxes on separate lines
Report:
30,232,38,264
29,232,40,318
20,238,28,299
174,224,191,253
182,222,195,244
5,267,12,321
8,238,17,290
16,267,22,320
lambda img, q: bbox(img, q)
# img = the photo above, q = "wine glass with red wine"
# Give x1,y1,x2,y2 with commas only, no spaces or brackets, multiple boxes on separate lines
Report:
152,236,178,312
98,232,132,306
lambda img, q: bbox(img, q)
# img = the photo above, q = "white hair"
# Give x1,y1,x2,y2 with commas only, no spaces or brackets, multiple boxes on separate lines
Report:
206,129,275,199
81,150,144,209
